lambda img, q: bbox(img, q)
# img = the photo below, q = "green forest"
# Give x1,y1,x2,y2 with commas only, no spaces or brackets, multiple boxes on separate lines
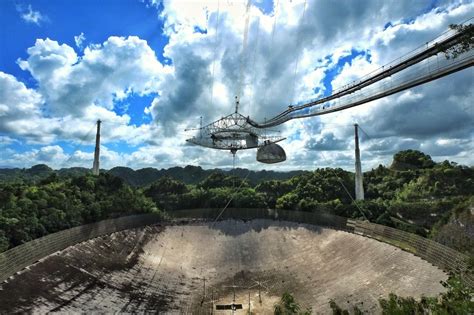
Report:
0,149,473,256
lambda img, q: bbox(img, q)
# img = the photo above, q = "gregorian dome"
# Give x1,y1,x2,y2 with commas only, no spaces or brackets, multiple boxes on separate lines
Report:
257,141,286,164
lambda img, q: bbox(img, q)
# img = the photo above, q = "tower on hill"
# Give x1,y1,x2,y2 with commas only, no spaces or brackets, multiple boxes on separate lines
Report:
92,119,101,175
354,124,364,200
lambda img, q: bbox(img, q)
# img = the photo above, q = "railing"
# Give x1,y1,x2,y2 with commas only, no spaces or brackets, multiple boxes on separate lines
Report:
0,208,471,288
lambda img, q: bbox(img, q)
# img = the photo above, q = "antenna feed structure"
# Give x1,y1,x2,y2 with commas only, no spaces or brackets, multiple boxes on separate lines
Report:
185,96,286,164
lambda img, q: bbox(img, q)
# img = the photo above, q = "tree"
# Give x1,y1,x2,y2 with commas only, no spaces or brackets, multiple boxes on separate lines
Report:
0,173,158,252
146,176,188,195
256,180,294,208
329,300,363,315
391,150,435,170
0,230,9,252
198,172,249,189
274,292,311,315
443,24,474,59
144,176,188,210
378,276,474,314
276,192,300,210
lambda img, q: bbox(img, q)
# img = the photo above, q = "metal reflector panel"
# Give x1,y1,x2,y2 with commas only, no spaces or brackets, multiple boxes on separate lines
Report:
256,142,286,164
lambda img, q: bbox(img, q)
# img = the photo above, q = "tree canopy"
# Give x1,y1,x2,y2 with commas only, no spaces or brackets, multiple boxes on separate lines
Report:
1,150,473,256
0,173,158,251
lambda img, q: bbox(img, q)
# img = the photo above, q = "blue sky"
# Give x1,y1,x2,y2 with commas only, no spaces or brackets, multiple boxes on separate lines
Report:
0,0,472,170
0,1,168,67
1,0,167,128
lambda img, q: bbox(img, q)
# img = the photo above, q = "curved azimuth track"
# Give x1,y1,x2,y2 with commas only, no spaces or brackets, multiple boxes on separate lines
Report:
247,19,474,128
0,220,447,313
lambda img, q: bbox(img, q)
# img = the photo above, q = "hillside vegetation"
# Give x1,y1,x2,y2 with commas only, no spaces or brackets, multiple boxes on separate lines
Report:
0,164,306,186
0,173,158,252
0,150,472,256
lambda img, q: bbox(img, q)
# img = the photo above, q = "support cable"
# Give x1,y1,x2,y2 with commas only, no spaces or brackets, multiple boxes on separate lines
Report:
212,1,255,225
60,121,97,168
232,151,236,188
251,18,473,127
262,0,279,108
250,17,261,109
297,120,369,220
236,0,252,103
321,150,369,221
212,164,251,225
290,0,307,105
209,0,221,108
249,50,473,128
357,125,372,141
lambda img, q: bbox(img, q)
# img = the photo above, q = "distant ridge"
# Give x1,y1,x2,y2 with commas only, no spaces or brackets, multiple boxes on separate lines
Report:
0,164,307,186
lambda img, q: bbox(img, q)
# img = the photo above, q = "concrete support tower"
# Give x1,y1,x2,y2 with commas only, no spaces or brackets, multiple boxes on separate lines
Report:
354,123,364,200
92,119,101,175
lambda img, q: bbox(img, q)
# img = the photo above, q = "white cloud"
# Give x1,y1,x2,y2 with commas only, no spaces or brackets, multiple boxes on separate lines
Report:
0,136,19,146
17,4,47,25
0,72,42,118
2,36,173,148
74,32,86,49
2,0,473,171
0,72,59,143
0,70,153,146
18,36,167,116
3,145,67,168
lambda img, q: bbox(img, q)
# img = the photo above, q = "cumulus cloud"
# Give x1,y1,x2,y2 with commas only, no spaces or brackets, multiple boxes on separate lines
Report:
2,145,67,168
1,36,171,147
18,36,166,116
1,0,473,171
0,72,43,121
150,0,472,124
0,72,60,143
